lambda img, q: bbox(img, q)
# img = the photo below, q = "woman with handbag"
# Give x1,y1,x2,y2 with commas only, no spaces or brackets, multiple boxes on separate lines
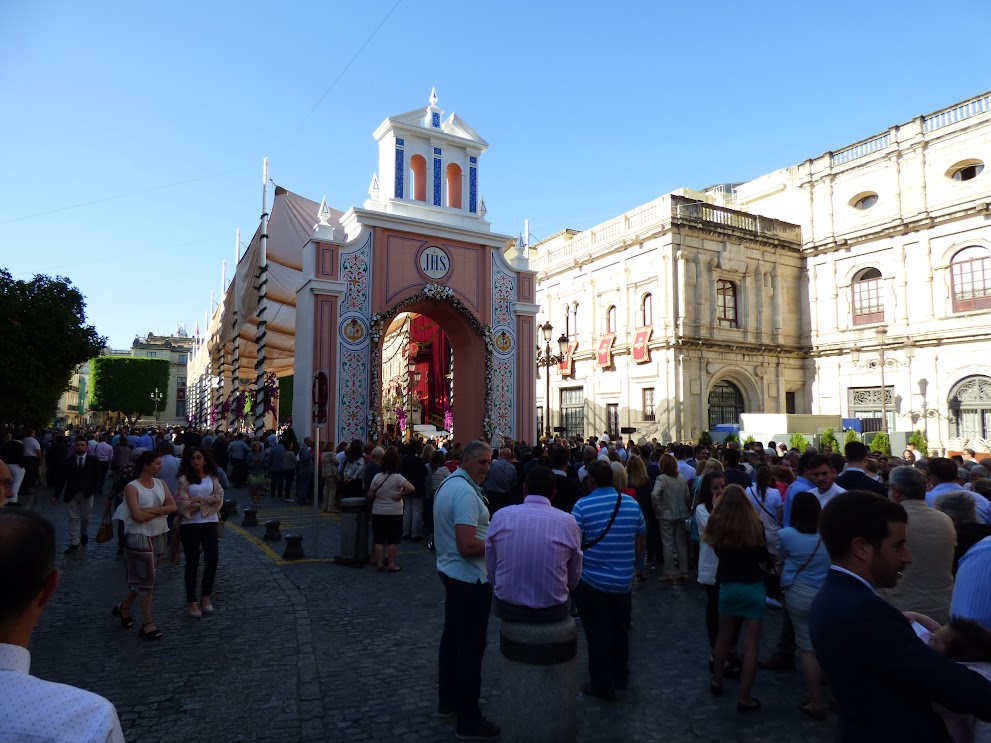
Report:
703,483,769,713
652,453,691,584
320,441,340,512
366,447,414,572
340,439,366,500
747,465,783,556
776,491,831,720
111,450,176,640
175,447,224,618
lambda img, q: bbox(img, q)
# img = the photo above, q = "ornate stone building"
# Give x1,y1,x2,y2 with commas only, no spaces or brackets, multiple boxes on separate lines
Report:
534,90,991,452
531,194,808,442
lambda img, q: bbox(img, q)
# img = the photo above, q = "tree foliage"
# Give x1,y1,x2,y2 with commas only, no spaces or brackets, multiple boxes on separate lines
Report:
908,430,929,457
820,428,839,452
698,430,713,447
789,432,810,452
844,428,861,445
0,269,105,428
870,432,891,456
89,357,169,425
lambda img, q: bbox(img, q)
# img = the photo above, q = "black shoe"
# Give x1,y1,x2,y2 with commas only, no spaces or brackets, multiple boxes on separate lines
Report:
437,706,456,720
456,718,501,740
116,547,124,557
411,536,423,543
80,534,88,546
63,545,79,554
579,682,617,701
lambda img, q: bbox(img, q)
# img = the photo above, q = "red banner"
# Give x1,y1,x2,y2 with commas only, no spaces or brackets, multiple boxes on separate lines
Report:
632,326,653,364
559,341,578,376
597,334,616,368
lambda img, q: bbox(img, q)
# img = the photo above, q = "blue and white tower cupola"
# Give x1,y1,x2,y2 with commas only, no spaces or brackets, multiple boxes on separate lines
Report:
365,88,490,233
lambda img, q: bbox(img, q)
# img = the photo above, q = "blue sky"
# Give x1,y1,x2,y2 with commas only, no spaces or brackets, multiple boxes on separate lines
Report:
3,1,990,349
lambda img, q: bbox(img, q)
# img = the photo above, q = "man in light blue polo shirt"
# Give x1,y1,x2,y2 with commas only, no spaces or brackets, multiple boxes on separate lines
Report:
927,457,991,524
951,535,991,629
571,459,645,700
433,440,499,741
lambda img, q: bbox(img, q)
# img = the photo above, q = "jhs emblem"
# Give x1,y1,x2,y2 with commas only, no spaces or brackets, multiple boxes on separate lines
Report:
419,246,451,280
495,331,512,353
343,318,365,343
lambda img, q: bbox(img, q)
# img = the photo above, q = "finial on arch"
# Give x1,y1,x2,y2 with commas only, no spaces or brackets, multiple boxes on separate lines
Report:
429,87,438,107
317,196,332,226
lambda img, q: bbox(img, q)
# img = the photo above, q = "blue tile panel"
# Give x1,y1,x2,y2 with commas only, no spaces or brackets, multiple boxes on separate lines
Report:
469,156,477,164
396,138,405,146
469,166,477,213
433,157,442,206
394,147,404,198
433,147,442,155
432,112,440,128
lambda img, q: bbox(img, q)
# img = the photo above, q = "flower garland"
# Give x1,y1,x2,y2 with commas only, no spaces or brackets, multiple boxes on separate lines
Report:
395,405,407,435
369,284,493,442
443,405,454,432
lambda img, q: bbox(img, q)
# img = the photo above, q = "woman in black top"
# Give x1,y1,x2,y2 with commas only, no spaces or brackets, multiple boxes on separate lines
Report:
703,484,769,713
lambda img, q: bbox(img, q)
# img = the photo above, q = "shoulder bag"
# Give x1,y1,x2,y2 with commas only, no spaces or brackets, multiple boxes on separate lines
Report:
750,486,781,527
95,498,115,544
786,537,822,589
581,492,623,551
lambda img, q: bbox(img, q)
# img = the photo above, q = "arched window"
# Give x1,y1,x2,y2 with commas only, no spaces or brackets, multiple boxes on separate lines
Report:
409,155,427,202
606,305,617,334
951,246,991,312
716,280,737,328
853,193,879,210
446,163,462,209
641,293,653,326
852,267,884,325
949,376,991,440
950,161,985,182
708,381,744,429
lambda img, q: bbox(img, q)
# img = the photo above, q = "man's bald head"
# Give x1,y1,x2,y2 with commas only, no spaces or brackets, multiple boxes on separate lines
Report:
500,448,512,460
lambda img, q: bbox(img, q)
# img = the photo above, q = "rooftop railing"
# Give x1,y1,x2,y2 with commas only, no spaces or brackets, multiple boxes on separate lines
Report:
671,196,802,243
924,92,991,133
830,132,891,167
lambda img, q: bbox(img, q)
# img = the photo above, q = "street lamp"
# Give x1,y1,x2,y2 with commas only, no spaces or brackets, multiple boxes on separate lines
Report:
150,387,164,425
849,328,914,434
535,322,570,440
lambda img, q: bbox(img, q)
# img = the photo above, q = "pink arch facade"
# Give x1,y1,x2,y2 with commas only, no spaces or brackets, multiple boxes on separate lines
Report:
295,218,538,446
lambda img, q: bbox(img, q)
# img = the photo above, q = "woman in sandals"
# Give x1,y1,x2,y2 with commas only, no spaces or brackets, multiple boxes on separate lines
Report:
703,484,769,714
112,450,176,640
366,447,414,572
175,447,224,618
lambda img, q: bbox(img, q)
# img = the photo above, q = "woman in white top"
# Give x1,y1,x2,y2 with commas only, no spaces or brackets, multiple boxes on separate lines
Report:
652,453,692,584
748,465,783,556
367,447,414,572
320,441,341,513
112,450,176,640
175,447,225,618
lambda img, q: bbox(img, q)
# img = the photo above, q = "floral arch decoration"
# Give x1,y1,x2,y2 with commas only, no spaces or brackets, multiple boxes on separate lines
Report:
368,284,496,441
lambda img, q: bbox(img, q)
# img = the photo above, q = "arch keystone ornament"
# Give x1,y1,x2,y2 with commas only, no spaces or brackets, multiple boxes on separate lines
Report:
293,95,538,445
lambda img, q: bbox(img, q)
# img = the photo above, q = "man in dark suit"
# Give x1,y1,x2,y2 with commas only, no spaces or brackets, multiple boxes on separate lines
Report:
549,444,582,514
835,441,886,496
810,491,991,741
61,438,101,554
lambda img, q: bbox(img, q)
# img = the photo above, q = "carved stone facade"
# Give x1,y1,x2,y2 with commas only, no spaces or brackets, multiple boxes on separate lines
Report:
531,195,808,442
532,91,991,451
735,90,991,452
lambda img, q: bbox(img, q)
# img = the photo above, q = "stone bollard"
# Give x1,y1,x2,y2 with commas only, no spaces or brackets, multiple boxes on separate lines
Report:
263,520,282,541
496,600,577,743
223,499,238,516
242,507,259,527
283,534,305,560
333,497,371,566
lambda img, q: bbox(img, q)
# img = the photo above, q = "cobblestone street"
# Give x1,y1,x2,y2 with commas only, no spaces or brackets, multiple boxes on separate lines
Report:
28,487,837,742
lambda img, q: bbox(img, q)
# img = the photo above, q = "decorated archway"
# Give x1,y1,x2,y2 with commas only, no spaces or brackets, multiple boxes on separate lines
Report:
292,93,539,445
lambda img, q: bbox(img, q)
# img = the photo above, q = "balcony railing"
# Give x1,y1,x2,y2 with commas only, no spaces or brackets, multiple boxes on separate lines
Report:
671,196,801,243
830,132,891,167
924,92,991,132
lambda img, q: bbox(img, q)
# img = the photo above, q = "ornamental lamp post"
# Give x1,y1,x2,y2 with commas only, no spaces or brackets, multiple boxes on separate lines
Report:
150,387,164,425
535,322,570,440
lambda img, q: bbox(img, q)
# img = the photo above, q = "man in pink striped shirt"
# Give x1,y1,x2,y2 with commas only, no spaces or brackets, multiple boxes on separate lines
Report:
485,467,583,610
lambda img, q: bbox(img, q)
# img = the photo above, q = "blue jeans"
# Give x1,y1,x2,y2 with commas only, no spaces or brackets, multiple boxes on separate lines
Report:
295,472,313,504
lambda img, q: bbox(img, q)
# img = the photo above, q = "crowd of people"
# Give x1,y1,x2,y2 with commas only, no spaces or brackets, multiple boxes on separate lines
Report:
5,422,991,741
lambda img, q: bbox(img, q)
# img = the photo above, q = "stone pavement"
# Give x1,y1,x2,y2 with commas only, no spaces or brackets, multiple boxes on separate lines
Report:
25,486,837,742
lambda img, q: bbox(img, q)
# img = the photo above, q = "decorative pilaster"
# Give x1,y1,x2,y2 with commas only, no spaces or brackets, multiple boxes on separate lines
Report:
254,158,270,439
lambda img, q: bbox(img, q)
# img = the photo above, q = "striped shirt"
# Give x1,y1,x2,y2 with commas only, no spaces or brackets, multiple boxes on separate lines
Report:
485,495,583,609
951,535,991,630
572,487,646,594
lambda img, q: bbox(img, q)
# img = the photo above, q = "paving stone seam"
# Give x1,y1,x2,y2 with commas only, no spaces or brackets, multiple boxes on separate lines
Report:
240,530,327,742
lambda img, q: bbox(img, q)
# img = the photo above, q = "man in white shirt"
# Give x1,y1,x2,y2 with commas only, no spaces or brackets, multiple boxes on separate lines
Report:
93,434,114,496
806,454,846,508
20,429,42,498
675,444,696,482
0,510,125,742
